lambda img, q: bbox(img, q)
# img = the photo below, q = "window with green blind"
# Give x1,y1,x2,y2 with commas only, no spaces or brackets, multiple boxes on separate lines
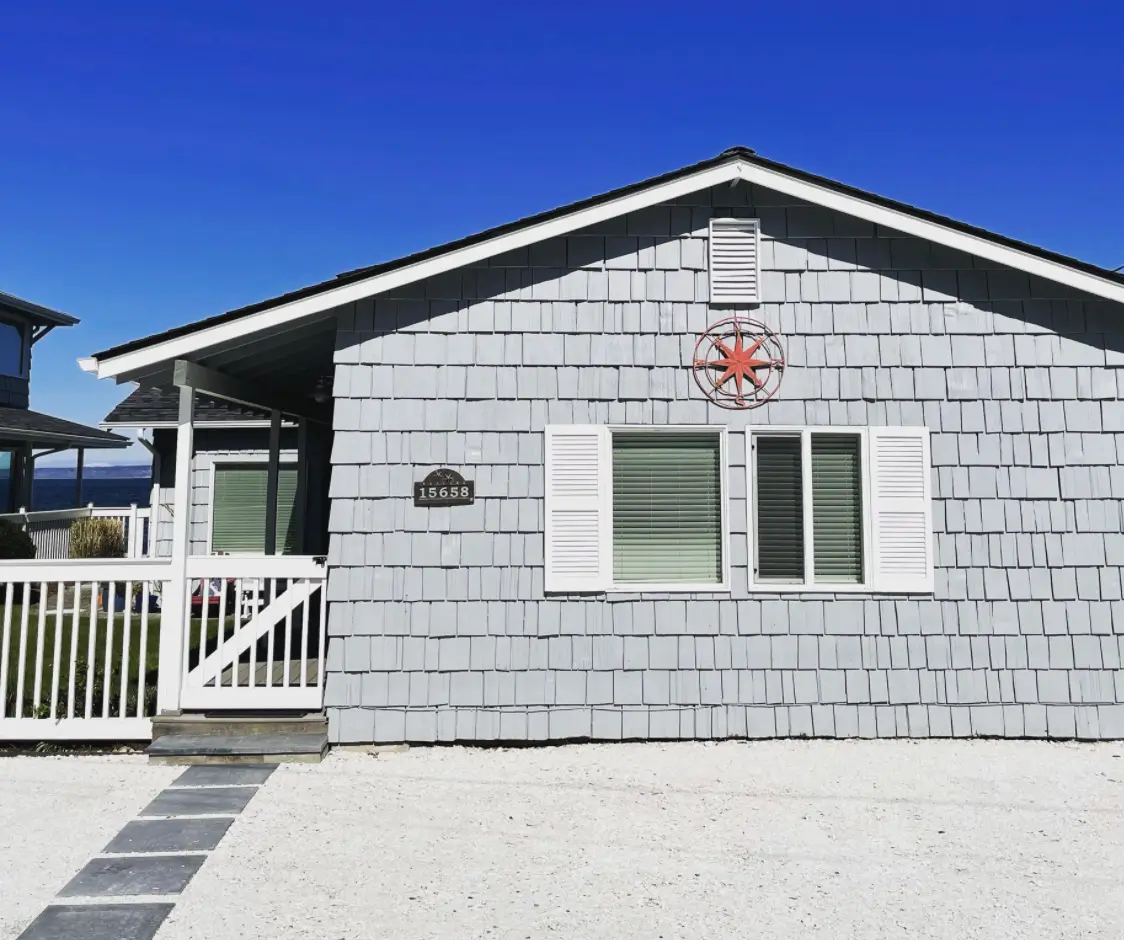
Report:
211,464,299,554
752,432,864,586
612,431,724,585
754,436,805,582
811,434,863,583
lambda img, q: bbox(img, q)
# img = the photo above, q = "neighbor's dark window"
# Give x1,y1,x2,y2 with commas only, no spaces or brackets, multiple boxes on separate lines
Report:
0,450,13,513
0,320,26,378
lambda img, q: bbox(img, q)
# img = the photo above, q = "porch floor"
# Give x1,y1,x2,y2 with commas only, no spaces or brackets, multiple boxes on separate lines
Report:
218,660,320,688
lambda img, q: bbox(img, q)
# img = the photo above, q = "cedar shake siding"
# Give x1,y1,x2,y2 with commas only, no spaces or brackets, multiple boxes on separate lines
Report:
323,182,1124,744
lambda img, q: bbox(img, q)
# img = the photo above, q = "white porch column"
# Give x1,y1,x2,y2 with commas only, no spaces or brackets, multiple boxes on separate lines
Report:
156,384,194,714
264,408,281,555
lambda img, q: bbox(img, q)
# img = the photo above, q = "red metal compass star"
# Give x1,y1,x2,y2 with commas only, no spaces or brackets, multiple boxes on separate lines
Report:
696,330,776,399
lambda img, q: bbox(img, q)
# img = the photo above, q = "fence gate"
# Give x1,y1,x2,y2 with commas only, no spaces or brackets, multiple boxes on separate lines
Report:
178,555,328,711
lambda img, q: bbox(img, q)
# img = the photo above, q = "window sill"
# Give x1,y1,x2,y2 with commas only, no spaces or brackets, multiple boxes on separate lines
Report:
748,581,933,594
608,582,731,594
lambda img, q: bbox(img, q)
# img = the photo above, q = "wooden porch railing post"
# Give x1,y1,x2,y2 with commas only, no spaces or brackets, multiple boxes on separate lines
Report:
156,385,194,714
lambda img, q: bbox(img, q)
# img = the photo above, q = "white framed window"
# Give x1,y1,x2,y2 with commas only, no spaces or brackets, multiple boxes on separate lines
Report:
746,427,933,594
208,460,299,555
709,218,761,304
545,425,729,593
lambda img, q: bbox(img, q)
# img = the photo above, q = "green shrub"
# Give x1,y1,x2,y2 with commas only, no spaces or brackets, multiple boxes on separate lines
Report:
69,517,126,559
0,518,36,560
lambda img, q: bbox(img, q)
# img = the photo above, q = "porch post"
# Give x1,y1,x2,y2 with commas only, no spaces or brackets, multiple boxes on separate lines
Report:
148,446,161,559
264,409,281,555
292,418,308,555
156,385,194,714
74,447,85,507
17,442,33,510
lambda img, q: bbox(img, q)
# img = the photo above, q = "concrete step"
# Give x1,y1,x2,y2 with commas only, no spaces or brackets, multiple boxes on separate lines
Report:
152,712,327,739
147,712,328,765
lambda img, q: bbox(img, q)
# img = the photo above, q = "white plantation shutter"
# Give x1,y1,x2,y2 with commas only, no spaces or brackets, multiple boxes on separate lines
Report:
544,426,610,592
870,427,934,593
709,218,761,304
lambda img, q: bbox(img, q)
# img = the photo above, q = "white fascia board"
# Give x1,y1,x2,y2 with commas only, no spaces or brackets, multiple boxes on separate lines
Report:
100,419,288,431
90,163,742,379
91,158,1124,380
733,162,1124,304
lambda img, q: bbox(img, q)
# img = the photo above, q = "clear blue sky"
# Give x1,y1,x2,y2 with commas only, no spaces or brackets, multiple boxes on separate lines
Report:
3,1,1121,465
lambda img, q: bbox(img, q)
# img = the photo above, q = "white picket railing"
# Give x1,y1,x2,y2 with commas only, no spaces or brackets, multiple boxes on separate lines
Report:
179,555,328,711
0,553,328,740
0,559,173,740
0,505,153,560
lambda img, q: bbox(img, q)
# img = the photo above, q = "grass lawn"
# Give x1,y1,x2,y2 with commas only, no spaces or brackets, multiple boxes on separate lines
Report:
1,598,235,720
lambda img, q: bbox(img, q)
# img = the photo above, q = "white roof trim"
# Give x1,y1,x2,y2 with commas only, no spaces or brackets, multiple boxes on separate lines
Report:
731,162,1124,304
90,158,1124,379
100,420,291,431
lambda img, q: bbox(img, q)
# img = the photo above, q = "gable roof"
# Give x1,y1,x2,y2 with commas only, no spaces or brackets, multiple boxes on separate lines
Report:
0,406,128,448
0,290,79,328
87,146,1124,380
101,385,276,429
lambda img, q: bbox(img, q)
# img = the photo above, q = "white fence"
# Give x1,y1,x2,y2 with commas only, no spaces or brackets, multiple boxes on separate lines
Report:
0,554,328,741
0,505,153,560
0,559,172,740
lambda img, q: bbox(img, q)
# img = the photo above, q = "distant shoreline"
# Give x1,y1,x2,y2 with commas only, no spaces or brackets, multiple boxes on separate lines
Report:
33,464,151,481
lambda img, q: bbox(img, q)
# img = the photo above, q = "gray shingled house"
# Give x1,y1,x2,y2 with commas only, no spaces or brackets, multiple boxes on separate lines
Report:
88,147,1124,744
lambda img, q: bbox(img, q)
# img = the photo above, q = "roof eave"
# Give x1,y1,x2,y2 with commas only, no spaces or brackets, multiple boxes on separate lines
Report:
0,291,79,327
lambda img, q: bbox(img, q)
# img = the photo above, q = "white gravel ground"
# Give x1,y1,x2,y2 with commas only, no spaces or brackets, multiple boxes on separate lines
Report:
156,740,1124,940
0,754,178,939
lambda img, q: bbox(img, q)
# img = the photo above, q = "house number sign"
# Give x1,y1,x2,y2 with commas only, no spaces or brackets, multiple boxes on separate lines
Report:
414,468,475,507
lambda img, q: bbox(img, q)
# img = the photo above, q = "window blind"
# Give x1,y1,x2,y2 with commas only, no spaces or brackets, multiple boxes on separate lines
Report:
811,434,863,583
212,465,298,554
754,436,804,582
612,432,722,584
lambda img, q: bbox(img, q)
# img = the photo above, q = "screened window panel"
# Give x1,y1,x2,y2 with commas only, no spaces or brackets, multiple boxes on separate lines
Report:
612,432,722,584
754,436,804,582
212,465,298,554
811,434,863,583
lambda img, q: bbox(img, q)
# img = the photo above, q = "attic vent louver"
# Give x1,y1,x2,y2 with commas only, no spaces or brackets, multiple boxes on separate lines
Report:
709,218,761,304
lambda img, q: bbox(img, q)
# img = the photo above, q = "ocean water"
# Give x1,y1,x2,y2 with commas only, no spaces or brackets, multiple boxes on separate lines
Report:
32,478,151,511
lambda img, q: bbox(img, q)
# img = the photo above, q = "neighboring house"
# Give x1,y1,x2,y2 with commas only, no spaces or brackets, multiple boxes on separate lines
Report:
0,290,128,512
86,146,1124,743
101,384,330,557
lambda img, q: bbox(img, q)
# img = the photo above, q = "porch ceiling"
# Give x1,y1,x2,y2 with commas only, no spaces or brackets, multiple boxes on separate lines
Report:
124,317,338,408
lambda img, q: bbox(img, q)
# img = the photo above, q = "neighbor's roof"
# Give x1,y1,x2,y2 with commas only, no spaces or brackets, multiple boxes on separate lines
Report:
0,406,129,448
0,290,79,328
88,146,1124,377
102,385,277,429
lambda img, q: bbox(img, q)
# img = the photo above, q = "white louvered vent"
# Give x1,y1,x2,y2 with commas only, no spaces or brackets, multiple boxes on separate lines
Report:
709,218,761,304
870,428,933,593
544,426,609,592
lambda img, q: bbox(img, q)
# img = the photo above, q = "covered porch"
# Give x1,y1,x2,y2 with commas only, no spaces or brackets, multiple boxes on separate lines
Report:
0,315,340,742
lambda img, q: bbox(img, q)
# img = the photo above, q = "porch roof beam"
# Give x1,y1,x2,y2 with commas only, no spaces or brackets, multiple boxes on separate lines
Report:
171,359,330,424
